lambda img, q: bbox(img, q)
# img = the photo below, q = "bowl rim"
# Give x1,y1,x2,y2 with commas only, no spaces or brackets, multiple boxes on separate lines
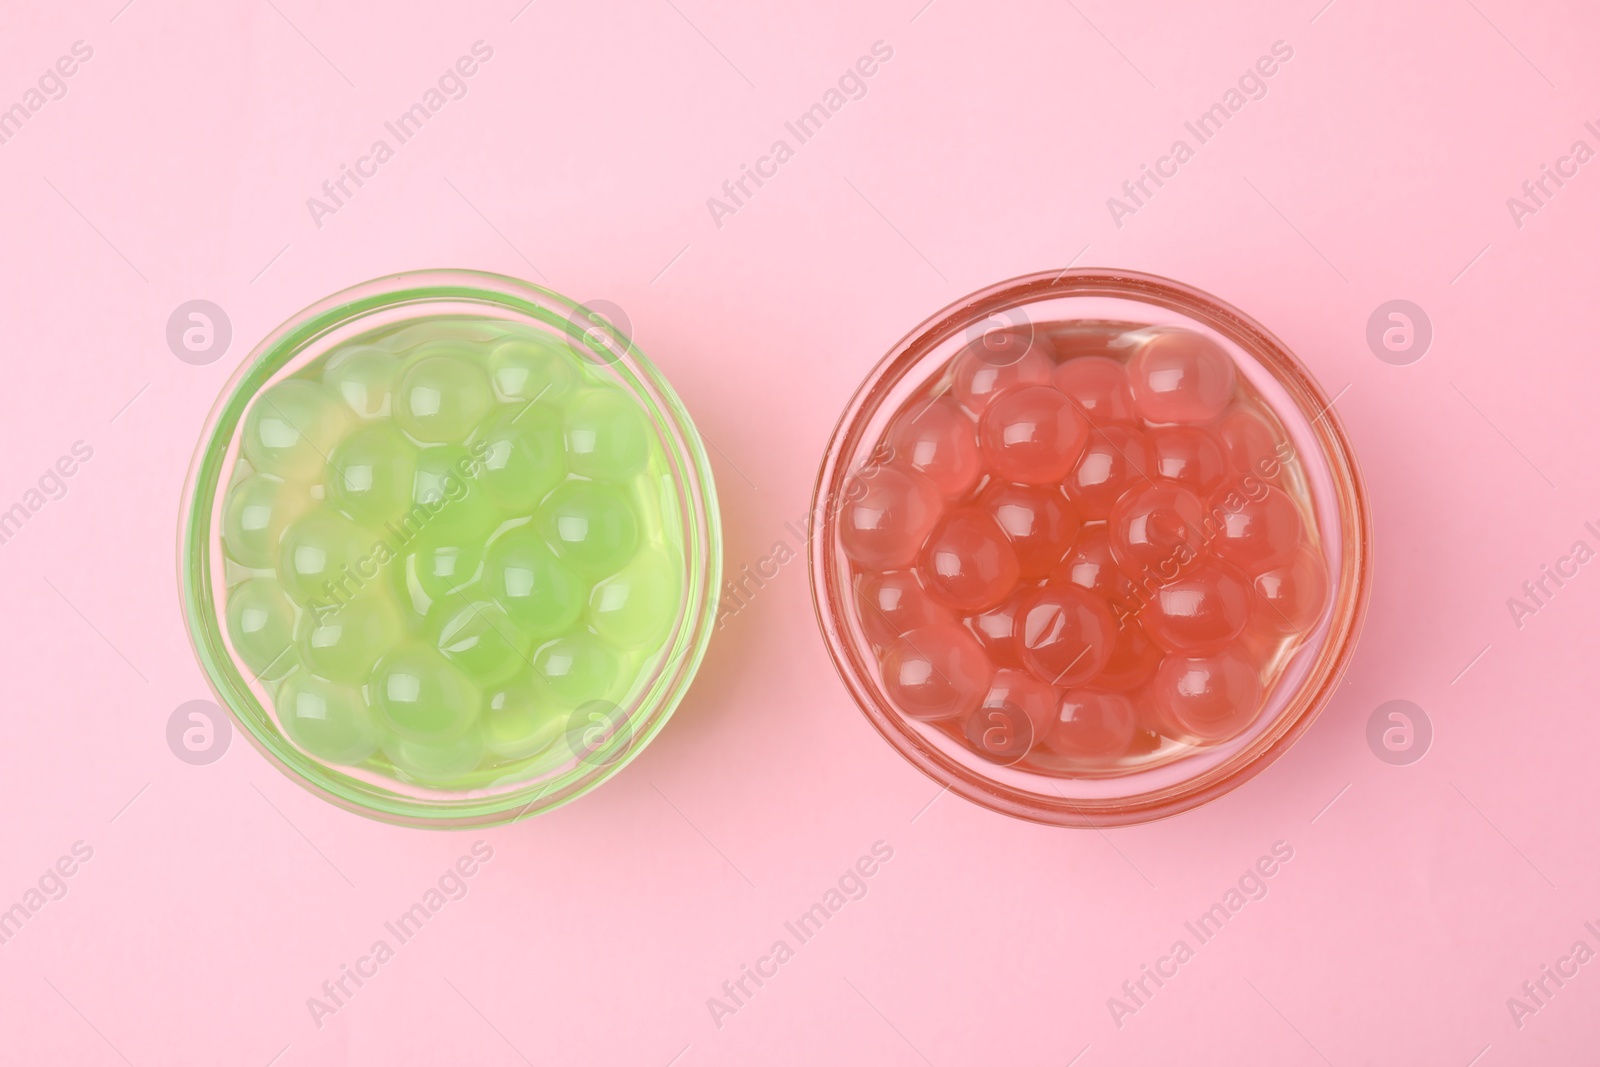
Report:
807,267,1373,828
179,268,722,829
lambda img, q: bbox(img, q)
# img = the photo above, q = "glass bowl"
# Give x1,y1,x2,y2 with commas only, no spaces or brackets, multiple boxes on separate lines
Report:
180,269,721,828
809,269,1371,827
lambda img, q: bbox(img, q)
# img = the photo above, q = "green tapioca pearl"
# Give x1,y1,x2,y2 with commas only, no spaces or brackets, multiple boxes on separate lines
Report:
240,379,352,478
482,680,565,760
297,594,403,683
383,731,485,783
322,344,403,418
588,546,682,649
371,645,481,741
563,386,652,480
226,577,297,681
482,528,583,638
394,349,494,444
538,480,639,577
222,474,310,569
276,671,380,765
329,423,416,523
406,532,486,605
530,632,622,709
477,410,564,513
276,508,377,606
490,337,579,408
411,445,497,536
430,598,531,686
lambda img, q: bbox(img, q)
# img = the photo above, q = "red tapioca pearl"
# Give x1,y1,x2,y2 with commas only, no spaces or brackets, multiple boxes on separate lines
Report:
888,396,982,499
855,570,954,649
1095,616,1162,692
1146,425,1228,495
1209,485,1304,575
1216,406,1289,484
1064,424,1152,521
1148,650,1263,744
969,588,1031,668
951,331,1054,415
979,385,1090,485
1015,584,1117,687
978,482,1081,579
1128,329,1237,425
1251,547,1330,636
1107,480,1209,578
1140,560,1255,655
838,464,944,571
1044,688,1138,764
919,509,1021,613
1050,525,1137,607
1052,355,1136,423
964,668,1058,761
880,624,995,722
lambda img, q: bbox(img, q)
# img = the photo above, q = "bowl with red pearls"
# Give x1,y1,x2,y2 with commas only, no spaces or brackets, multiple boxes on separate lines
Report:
809,269,1371,826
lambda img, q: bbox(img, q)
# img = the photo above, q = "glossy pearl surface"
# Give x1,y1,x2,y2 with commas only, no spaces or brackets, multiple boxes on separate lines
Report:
890,396,982,498
1129,329,1236,424
980,385,1090,485
919,509,1021,613
880,624,994,722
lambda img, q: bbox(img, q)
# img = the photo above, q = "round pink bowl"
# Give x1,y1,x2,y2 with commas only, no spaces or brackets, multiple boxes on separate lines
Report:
808,269,1373,827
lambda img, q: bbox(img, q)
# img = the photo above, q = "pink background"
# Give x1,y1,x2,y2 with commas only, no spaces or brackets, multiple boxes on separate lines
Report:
1,0,1595,1063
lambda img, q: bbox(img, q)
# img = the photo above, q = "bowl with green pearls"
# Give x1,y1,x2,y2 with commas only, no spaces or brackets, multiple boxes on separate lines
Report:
181,270,721,827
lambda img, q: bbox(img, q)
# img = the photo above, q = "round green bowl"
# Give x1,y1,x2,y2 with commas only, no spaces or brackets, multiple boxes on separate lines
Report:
180,269,721,828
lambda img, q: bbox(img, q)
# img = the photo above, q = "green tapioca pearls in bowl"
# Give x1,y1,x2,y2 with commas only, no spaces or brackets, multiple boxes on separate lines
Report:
182,271,721,827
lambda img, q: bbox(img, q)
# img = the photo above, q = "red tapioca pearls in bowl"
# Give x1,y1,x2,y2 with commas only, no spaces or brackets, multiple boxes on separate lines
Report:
836,322,1329,776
